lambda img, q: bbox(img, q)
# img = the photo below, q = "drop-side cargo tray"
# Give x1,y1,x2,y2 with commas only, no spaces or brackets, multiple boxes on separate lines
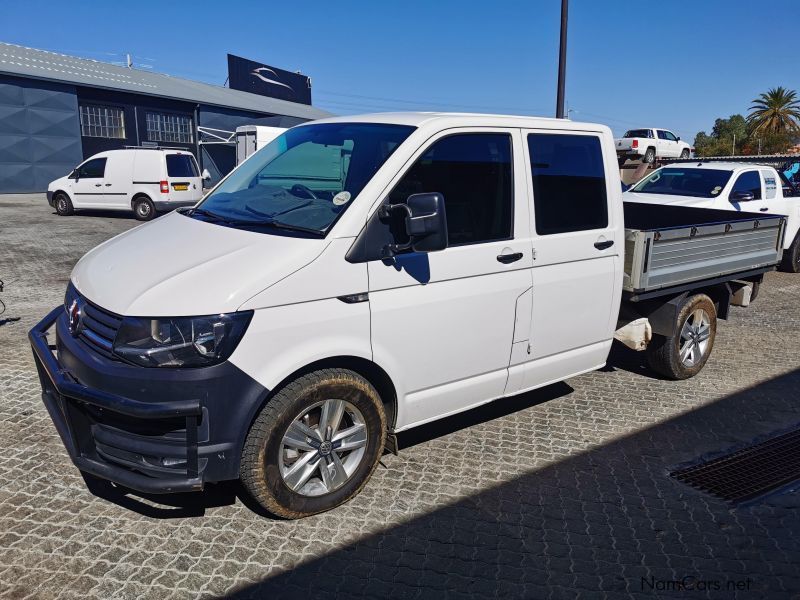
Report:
623,202,785,293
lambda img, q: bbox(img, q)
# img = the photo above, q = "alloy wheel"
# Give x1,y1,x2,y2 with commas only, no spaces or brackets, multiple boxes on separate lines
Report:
679,308,711,367
279,399,368,497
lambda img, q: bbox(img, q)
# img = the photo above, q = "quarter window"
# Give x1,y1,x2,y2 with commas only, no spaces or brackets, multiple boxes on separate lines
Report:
146,112,194,144
527,133,608,235
79,105,125,139
731,171,761,200
388,133,513,245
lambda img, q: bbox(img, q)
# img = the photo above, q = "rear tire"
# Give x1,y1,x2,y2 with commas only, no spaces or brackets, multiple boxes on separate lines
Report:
646,294,717,380
240,368,386,519
779,233,800,273
54,193,73,216
644,147,656,164
133,196,155,221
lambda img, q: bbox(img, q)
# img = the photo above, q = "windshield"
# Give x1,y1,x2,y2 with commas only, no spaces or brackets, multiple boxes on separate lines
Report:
624,129,651,138
632,167,733,198
195,122,415,234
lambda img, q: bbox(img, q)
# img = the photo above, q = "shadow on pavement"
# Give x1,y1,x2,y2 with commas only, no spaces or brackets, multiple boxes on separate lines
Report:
223,368,800,599
86,382,575,520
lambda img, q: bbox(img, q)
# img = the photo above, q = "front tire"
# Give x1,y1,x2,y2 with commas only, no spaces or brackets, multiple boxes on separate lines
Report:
680,149,690,159
133,196,156,221
780,233,800,273
646,294,717,380
240,368,386,519
54,193,73,216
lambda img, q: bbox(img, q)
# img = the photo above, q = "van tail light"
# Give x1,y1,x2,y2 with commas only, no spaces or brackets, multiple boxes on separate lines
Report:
160,181,169,194
632,139,639,149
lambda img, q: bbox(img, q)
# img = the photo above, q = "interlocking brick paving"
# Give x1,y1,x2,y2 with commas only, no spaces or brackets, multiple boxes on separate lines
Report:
1,195,799,599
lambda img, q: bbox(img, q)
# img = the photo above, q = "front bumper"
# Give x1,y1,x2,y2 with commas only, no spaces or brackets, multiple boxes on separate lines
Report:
46,191,54,206
29,306,268,494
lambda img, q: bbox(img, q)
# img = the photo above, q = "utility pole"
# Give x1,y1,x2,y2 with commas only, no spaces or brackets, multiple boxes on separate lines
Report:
732,134,736,156
556,0,569,118
126,53,133,69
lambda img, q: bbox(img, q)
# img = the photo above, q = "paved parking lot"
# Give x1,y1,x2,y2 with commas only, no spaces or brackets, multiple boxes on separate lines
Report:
1,194,800,599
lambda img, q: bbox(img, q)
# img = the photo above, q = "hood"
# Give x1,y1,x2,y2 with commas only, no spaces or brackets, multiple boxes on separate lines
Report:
623,191,717,208
71,211,328,316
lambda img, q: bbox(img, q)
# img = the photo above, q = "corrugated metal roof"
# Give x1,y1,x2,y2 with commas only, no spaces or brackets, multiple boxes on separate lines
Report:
0,42,331,120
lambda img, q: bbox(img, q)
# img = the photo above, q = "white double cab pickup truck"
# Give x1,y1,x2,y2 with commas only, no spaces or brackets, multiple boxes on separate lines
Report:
615,128,692,164
30,113,785,518
46,148,210,221
625,161,800,272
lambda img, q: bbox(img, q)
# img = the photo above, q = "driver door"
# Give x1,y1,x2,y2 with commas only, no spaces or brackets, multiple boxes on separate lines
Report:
70,157,107,208
368,129,534,430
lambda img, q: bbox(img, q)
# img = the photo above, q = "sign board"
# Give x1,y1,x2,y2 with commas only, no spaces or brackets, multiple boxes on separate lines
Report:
227,54,311,105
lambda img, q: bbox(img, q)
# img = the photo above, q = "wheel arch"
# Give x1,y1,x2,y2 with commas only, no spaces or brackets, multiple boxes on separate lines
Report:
249,355,398,433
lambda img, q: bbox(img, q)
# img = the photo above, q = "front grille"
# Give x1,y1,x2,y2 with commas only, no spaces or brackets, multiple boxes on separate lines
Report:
671,427,800,503
75,295,123,360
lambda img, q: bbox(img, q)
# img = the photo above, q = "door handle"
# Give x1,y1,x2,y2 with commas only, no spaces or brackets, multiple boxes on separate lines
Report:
105,183,112,187
94,183,102,187
594,240,614,250
759,207,769,212
497,252,523,264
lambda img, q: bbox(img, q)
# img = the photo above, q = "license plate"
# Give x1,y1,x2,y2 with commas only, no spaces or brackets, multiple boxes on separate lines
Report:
173,184,189,191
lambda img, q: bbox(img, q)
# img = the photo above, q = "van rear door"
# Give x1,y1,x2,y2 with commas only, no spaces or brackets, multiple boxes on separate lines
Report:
165,152,202,204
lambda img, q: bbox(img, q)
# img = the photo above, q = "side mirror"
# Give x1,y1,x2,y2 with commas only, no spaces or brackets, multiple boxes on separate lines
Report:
201,169,211,181
730,191,754,202
676,136,681,141
379,192,449,257
69,169,78,181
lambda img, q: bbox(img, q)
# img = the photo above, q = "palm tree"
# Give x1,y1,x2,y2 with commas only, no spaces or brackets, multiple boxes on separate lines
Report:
747,87,800,134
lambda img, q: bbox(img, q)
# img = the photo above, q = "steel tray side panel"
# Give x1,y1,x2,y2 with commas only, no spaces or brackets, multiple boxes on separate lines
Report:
644,223,782,289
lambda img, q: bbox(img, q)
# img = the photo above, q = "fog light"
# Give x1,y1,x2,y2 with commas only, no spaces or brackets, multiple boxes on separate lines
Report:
161,457,187,467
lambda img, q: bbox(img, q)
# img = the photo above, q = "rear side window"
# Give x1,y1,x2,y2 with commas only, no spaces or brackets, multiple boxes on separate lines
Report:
527,134,608,235
761,170,777,200
731,171,761,200
77,157,107,178
388,133,513,246
166,154,199,178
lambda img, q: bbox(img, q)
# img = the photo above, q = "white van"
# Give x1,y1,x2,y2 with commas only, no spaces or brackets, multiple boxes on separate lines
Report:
30,113,783,519
47,148,209,221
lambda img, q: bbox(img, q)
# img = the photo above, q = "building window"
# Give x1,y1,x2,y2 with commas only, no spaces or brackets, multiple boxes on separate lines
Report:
145,111,194,144
79,105,126,139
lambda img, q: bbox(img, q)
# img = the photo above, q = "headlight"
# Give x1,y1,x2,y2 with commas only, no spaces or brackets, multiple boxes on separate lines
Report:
113,311,253,368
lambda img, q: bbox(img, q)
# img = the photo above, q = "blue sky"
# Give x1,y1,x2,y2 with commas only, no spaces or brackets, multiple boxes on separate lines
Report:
2,0,798,142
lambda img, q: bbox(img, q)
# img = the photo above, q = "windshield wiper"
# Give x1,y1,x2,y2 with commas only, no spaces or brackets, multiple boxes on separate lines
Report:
186,207,230,222
225,218,324,236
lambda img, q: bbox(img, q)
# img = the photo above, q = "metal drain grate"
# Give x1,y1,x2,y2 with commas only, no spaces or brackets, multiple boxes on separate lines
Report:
671,428,800,503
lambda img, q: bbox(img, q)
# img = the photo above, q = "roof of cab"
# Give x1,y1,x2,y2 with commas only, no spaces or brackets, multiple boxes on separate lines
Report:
661,161,776,171
306,111,612,133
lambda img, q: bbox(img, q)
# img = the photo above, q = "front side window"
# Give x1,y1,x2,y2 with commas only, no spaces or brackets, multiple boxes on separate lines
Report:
664,131,678,141
197,123,414,234
387,133,513,246
731,171,762,200
528,133,607,235
633,168,733,198
79,105,125,139
166,154,199,178
146,112,194,144
75,157,107,179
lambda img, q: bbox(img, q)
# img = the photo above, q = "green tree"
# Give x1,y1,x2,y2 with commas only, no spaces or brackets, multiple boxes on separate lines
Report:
746,87,800,135
694,115,748,156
